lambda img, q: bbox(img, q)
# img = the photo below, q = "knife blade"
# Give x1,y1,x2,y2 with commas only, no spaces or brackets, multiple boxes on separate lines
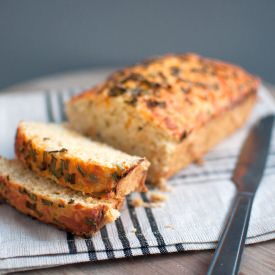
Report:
233,115,274,193
207,114,274,275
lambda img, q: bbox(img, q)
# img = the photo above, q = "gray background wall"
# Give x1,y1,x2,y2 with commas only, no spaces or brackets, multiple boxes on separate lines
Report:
0,0,275,90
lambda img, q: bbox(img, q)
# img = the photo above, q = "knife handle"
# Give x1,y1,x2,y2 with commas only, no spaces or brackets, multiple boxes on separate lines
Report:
207,192,254,275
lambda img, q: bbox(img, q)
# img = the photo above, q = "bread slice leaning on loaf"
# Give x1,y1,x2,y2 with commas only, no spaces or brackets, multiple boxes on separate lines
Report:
66,53,259,185
15,122,150,198
0,157,122,236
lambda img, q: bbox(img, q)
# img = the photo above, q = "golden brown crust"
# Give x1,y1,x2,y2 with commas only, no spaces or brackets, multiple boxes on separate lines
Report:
0,173,122,237
15,125,149,197
70,53,259,142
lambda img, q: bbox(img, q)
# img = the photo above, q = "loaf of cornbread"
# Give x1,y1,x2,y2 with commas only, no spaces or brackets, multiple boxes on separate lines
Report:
0,157,122,236
15,122,150,197
66,53,259,185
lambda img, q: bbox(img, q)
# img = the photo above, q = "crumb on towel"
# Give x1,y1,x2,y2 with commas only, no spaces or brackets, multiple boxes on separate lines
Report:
149,192,167,203
130,227,137,233
164,224,175,229
130,198,163,208
159,182,172,192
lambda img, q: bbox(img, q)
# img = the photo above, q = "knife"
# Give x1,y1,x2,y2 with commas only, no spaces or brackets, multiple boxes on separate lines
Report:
207,114,274,275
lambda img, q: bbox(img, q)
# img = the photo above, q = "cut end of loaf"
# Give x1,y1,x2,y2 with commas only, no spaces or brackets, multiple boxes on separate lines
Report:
15,121,150,197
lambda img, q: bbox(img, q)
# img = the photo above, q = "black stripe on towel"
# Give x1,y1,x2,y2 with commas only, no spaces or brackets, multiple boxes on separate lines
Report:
126,196,150,255
140,193,168,254
45,91,77,254
85,238,97,261
57,92,67,121
66,232,77,254
45,92,54,122
115,217,132,257
100,227,115,259
175,243,185,252
176,163,275,181
205,151,275,162
177,168,232,180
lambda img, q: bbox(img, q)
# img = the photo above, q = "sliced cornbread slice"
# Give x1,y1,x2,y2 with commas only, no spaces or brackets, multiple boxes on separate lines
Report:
0,157,122,236
15,122,150,197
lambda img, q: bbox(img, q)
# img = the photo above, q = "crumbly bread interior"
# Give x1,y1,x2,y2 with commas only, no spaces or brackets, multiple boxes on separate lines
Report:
67,99,172,180
0,157,118,207
19,121,142,170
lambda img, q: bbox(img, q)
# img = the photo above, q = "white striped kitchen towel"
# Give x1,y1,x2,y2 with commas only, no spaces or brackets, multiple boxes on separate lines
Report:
0,85,275,274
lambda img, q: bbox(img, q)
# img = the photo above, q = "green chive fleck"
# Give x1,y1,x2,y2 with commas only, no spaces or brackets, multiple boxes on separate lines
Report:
77,165,86,177
29,147,37,161
89,173,98,183
63,159,69,170
28,192,37,201
19,187,28,195
47,148,68,154
49,156,57,174
25,201,36,211
40,152,48,171
64,173,76,184
112,172,121,182
42,199,53,206
85,217,97,227
53,168,63,179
